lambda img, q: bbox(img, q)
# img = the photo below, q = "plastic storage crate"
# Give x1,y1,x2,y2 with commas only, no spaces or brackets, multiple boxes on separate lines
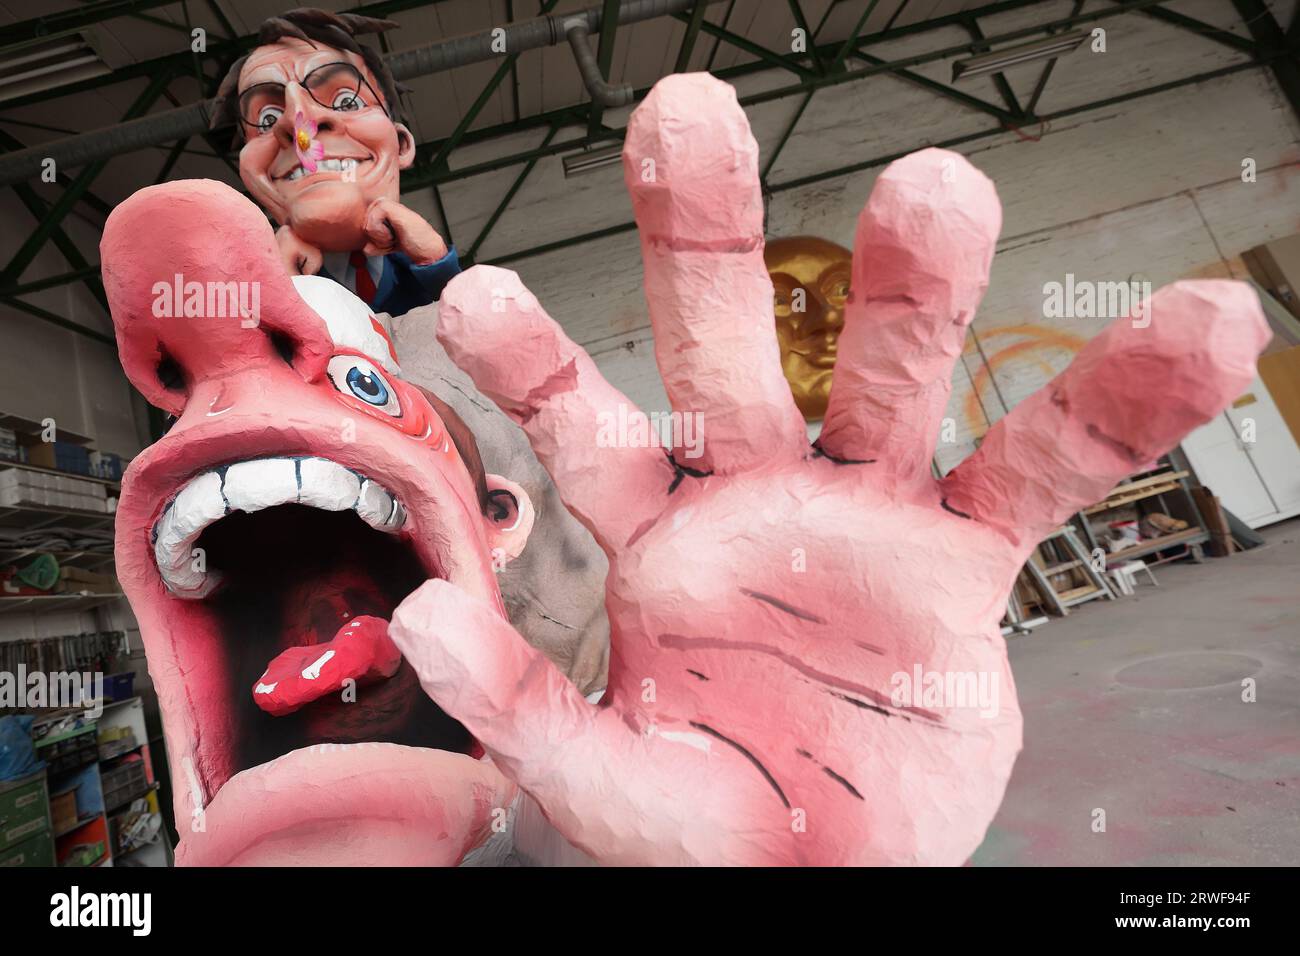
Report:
100,761,147,813
39,727,99,774
102,672,135,703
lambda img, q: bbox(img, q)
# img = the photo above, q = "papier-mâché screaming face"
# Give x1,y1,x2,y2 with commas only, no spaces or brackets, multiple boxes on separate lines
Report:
102,178,529,865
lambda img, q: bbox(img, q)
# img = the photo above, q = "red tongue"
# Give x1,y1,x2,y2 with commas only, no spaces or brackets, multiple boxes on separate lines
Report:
252,615,402,717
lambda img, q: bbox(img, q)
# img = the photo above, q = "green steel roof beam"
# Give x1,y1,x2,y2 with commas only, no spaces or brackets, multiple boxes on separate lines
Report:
0,67,175,286
673,0,709,72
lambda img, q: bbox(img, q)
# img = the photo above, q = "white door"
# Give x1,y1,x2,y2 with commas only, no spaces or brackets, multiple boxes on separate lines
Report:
1227,378,1300,524
1182,412,1276,525
1182,377,1300,528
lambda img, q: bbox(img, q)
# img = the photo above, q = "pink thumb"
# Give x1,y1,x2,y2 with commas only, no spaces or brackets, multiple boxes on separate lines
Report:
387,579,793,865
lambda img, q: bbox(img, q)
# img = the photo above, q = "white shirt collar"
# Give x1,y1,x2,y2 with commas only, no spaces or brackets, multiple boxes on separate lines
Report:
321,251,382,294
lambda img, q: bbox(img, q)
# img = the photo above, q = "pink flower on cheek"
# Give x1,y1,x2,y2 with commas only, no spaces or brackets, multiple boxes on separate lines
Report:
293,111,325,173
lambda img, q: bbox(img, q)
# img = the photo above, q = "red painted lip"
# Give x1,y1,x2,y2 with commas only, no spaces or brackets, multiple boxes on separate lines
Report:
174,743,516,866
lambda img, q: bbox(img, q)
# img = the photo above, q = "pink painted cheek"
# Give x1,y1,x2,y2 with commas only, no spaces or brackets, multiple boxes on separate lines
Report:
345,110,399,153
239,136,281,186
325,379,451,455
342,114,403,196
239,154,297,228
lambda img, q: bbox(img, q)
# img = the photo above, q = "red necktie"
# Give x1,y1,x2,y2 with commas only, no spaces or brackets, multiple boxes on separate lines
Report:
350,250,376,305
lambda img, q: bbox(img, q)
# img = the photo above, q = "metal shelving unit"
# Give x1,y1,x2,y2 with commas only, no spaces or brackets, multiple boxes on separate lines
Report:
0,547,115,571
0,501,116,531
0,463,119,614
0,593,124,615
1073,462,1211,568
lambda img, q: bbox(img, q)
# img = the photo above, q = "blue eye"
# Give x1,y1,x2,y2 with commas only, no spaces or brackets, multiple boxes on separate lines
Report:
327,355,401,416
346,365,388,405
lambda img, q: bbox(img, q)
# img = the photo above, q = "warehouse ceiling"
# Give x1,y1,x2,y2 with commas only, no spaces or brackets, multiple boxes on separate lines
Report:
0,0,1297,338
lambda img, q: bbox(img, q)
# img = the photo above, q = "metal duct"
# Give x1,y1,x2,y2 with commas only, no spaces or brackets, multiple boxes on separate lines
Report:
0,0,719,187
564,18,635,107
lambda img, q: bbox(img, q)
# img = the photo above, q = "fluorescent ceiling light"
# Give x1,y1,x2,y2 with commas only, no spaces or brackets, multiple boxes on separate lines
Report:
562,144,623,177
951,31,1087,82
0,34,110,103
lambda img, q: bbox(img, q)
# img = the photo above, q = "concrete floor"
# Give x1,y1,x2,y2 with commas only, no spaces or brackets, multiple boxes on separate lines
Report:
972,519,1300,866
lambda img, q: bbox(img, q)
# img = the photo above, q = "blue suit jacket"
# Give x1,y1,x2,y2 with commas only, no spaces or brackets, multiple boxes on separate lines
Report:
322,248,461,317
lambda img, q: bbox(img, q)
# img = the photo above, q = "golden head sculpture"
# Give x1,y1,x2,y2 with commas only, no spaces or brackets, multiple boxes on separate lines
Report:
766,235,852,421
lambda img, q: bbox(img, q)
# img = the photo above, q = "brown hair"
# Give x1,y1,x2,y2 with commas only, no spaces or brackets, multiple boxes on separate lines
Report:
210,7,405,146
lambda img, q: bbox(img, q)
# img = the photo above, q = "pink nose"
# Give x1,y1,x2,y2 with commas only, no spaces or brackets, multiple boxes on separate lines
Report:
101,179,335,415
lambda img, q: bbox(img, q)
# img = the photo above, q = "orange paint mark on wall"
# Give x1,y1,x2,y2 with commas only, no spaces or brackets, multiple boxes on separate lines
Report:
964,324,1088,434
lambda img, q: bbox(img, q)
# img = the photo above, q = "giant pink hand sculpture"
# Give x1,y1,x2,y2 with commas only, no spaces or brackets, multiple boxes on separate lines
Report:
389,74,1271,865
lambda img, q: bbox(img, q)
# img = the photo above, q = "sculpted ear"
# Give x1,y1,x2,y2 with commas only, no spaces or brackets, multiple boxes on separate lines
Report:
483,474,533,564
396,123,416,170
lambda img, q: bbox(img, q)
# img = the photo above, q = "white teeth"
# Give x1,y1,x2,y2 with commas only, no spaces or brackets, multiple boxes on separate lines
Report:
153,471,226,597
354,478,397,530
152,456,406,598
298,457,360,511
223,458,298,513
287,158,357,181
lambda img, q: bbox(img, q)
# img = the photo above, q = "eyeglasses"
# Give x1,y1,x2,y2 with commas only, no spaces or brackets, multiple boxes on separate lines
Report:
238,61,387,134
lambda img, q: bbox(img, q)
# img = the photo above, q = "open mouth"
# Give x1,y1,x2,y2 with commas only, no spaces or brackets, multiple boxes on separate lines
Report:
279,157,370,182
154,456,404,596
155,454,470,764
140,453,497,863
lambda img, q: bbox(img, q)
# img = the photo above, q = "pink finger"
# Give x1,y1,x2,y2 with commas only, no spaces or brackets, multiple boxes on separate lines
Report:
388,579,792,866
438,265,674,553
819,148,1001,487
941,280,1271,549
624,73,807,476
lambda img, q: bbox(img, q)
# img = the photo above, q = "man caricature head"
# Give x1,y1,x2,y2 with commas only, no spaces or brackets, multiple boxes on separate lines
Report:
211,8,416,253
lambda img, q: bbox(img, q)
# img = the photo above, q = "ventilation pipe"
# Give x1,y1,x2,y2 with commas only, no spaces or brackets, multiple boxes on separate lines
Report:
0,0,718,187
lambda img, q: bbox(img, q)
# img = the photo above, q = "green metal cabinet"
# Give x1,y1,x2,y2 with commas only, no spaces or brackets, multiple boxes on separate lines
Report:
0,769,55,865
0,831,56,867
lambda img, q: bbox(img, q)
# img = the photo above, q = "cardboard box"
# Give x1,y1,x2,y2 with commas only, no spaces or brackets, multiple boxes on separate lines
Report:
15,436,93,476
1259,345,1300,450
1244,234,1300,322
57,566,120,595
0,480,106,512
19,438,57,471
49,790,77,834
